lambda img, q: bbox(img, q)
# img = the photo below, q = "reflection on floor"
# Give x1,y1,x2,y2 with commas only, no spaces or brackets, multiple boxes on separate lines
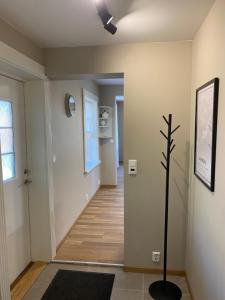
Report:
55,165,124,264
23,263,192,300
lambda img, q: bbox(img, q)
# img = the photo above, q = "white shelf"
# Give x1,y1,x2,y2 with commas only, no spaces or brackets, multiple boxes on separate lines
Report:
99,106,112,138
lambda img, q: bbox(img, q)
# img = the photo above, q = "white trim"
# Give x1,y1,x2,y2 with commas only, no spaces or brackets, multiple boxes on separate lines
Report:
0,71,24,83
0,144,10,300
43,81,56,258
84,160,101,175
0,41,46,80
52,260,123,268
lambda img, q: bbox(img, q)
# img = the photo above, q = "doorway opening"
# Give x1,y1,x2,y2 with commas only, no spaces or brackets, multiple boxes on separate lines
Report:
54,74,125,265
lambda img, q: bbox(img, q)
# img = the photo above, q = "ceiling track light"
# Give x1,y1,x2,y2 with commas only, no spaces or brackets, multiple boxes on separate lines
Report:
95,0,117,35
107,16,113,25
104,22,117,35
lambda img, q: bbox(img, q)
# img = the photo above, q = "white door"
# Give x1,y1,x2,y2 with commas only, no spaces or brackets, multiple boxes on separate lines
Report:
0,75,31,284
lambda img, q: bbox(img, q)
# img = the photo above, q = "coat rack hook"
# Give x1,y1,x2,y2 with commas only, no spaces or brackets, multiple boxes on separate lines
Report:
161,161,167,171
162,152,167,161
163,115,169,125
160,130,168,140
171,125,180,135
170,144,176,153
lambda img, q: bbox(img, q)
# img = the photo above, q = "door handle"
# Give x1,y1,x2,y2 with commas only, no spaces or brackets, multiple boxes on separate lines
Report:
24,169,30,175
24,179,32,185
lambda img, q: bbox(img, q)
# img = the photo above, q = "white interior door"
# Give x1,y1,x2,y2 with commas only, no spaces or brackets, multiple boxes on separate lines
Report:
0,75,31,284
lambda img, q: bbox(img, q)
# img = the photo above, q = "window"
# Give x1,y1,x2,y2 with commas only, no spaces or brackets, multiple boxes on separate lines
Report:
115,95,124,102
0,100,15,181
83,89,100,173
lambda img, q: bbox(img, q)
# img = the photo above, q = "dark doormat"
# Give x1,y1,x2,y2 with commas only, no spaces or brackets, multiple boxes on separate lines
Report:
41,270,115,300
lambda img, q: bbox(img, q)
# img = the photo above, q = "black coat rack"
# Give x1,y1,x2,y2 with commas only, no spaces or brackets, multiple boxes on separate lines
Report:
149,114,182,300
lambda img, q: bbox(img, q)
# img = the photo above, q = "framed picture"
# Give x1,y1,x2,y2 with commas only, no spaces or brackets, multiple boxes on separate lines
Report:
194,78,219,192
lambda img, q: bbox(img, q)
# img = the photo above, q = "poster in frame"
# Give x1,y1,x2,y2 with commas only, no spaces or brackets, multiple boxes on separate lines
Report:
194,78,219,192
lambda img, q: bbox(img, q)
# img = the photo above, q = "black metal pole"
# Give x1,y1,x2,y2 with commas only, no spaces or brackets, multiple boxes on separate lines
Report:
163,114,172,285
149,114,182,299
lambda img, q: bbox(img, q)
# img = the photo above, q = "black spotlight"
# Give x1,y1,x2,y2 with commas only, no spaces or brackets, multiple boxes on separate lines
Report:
96,0,117,35
104,22,117,35
98,4,113,25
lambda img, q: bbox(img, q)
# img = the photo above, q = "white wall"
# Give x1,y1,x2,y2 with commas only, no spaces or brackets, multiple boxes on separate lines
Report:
50,80,100,246
0,18,43,64
45,41,192,270
186,1,225,299
25,80,56,261
99,85,124,185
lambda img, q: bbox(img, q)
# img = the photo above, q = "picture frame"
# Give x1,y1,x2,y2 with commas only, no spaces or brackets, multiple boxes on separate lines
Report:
194,78,219,192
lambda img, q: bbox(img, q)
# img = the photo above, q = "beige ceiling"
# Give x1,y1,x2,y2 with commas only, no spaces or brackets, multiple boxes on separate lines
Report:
0,0,215,48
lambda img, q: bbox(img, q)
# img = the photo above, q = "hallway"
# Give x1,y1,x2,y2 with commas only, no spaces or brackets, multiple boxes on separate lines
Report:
55,166,124,264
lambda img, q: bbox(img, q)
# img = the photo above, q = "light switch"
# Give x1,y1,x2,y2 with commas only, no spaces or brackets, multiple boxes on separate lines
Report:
128,160,137,175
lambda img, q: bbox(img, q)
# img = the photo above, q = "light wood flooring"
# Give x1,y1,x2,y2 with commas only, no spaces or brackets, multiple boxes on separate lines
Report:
55,166,124,264
11,262,47,300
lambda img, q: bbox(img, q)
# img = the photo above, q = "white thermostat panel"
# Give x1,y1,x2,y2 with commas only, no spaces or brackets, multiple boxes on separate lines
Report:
128,160,137,175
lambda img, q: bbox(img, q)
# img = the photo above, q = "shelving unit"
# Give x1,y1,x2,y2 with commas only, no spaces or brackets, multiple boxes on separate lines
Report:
99,106,112,138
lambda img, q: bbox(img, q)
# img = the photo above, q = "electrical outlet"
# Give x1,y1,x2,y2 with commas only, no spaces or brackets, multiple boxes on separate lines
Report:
85,193,89,201
98,179,101,185
152,251,161,263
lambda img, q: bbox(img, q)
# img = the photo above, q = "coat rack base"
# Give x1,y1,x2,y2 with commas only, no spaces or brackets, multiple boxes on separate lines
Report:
149,280,182,300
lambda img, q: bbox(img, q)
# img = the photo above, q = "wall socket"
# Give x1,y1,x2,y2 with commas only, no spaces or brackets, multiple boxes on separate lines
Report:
85,193,89,202
152,251,161,263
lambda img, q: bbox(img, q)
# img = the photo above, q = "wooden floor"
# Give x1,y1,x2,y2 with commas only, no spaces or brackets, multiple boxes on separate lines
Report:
55,166,124,264
11,262,47,300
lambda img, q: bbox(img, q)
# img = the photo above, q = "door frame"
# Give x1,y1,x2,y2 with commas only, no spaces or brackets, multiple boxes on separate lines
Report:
115,95,124,178
0,41,55,300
